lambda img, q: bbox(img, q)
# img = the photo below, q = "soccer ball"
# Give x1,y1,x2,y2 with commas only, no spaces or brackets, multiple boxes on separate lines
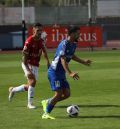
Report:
67,105,79,117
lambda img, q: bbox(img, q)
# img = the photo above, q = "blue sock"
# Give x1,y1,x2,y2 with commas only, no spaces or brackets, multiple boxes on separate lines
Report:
46,103,54,113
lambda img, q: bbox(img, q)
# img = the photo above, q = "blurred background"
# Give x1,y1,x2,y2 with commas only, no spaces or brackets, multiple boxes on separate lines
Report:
0,0,120,50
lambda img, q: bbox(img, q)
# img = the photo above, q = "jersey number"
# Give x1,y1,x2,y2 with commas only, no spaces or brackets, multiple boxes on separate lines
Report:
55,81,60,87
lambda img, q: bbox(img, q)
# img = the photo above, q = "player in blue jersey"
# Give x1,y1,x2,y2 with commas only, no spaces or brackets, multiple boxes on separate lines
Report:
41,26,92,119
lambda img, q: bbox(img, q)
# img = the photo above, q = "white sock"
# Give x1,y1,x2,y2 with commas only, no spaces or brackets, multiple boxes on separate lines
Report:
12,84,26,93
48,98,53,104
28,86,34,105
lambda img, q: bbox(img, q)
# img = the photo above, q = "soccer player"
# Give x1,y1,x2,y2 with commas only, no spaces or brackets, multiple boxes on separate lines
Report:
8,23,50,109
41,26,91,119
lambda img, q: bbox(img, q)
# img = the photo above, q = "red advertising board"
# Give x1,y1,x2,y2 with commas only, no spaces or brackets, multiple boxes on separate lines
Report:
28,26,103,48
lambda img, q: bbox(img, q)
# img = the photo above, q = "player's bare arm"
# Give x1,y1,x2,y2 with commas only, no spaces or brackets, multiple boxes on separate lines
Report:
42,44,50,68
61,56,79,80
72,54,91,66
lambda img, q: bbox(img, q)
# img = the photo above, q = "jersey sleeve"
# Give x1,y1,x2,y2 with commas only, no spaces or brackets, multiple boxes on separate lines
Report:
24,38,31,47
23,38,31,54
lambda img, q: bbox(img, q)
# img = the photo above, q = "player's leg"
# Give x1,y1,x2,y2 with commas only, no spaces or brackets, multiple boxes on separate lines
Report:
41,90,62,112
8,84,28,102
42,80,69,119
22,63,38,109
47,79,70,103
8,63,30,102
27,71,37,109
46,87,70,112
56,88,70,102
42,88,70,120
8,77,36,109
41,77,62,119
47,89,63,107
41,70,69,119
41,90,63,120
60,79,70,100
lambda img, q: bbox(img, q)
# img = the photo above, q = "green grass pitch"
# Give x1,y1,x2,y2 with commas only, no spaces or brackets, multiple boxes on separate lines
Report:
0,50,120,129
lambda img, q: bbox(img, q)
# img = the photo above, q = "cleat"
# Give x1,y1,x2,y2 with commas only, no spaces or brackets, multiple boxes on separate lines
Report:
8,87,15,102
42,113,55,120
27,104,36,109
41,100,48,113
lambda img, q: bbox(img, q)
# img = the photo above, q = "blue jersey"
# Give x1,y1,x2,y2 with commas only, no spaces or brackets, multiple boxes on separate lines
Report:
48,39,77,79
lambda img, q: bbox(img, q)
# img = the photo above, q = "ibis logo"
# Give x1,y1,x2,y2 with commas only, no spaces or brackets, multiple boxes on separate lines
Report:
51,29,97,42
28,26,102,48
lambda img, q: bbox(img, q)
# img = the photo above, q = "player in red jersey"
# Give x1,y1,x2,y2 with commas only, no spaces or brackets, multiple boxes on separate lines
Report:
8,23,50,109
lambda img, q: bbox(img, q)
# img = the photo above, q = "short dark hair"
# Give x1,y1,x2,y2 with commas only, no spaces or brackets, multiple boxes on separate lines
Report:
68,25,80,35
33,23,42,28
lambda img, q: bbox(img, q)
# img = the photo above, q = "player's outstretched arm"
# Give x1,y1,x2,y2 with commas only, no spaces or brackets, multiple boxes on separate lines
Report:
72,54,92,66
42,45,50,68
22,47,31,72
61,56,79,80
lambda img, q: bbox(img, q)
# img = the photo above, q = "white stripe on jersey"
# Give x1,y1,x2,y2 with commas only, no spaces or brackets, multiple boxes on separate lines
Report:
51,56,59,70
51,40,66,70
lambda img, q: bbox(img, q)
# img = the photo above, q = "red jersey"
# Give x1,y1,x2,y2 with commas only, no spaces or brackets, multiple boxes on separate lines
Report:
23,35,44,67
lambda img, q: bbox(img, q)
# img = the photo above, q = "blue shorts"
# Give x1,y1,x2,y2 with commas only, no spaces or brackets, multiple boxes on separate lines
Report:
48,70,70,91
